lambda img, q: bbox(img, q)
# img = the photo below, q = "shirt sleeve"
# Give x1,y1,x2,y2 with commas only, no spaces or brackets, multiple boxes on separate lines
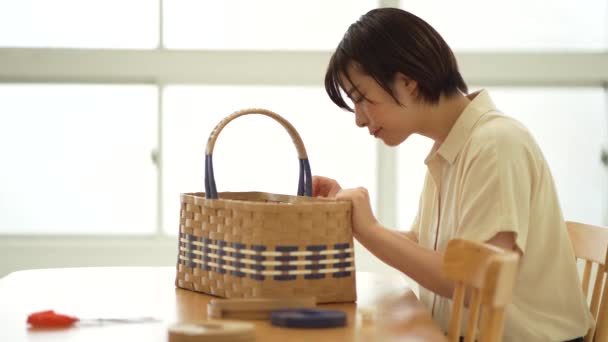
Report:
456,128,532,253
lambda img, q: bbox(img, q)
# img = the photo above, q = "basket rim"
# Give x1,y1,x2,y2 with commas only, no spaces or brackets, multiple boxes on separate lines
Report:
181,191,351,207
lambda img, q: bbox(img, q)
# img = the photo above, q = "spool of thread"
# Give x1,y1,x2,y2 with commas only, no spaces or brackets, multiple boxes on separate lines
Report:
270,309,347,328
168,321,255,342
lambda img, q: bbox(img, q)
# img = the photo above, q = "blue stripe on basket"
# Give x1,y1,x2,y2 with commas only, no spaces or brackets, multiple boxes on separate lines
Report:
231,242,246,249
334,243,350,249
230,270,245,277
333,271,351,278
275,255,298,262
184,234,195,251
250,264,266,271
179,237,354,281
305,273,325,280
274,265,297,271
305,254,326,261
250,274,265,281
251,245,266,251
275,246,298,252
249,254,266,261
304,264,326,270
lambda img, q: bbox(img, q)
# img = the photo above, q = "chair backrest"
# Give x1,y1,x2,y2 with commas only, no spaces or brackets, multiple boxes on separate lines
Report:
443,239,519,342
566,221,608,342
594,248,608,341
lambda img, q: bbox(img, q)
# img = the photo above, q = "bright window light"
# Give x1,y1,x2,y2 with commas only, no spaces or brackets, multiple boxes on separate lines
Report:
0,85,158,234
0,0,158,48
401,0,607,51
164,0,377,50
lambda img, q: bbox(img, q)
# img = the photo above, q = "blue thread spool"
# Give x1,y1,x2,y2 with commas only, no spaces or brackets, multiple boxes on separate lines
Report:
270,309,347,328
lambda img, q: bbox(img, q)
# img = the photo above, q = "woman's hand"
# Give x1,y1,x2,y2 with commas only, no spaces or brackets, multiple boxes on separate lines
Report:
312,176,378,235
312,176,342,197
336,187,379,237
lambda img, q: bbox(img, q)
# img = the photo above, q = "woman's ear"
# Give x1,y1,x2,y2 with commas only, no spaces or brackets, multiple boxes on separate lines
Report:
394,72,418,98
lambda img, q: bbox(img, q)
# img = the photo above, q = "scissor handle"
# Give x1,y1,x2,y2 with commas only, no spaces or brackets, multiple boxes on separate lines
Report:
204,108,312,199
27,310,79,328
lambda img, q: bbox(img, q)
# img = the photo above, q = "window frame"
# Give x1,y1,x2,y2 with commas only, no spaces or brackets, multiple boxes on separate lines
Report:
0,0,606,277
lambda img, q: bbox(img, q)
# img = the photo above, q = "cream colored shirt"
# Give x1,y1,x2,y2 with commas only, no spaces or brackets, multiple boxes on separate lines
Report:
411,90,594,341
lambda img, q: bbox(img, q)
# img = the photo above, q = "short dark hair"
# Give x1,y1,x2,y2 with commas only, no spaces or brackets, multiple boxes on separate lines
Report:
325,8,468,112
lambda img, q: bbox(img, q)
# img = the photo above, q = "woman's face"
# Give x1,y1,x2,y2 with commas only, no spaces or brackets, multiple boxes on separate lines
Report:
339,63,425,147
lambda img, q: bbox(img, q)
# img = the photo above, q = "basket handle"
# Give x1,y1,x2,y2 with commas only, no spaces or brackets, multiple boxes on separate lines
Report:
204,108,312,199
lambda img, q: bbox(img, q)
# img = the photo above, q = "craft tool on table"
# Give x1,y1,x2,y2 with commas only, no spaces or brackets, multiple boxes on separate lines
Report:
207,297,317,320
168,321,255,342
26,310,159,328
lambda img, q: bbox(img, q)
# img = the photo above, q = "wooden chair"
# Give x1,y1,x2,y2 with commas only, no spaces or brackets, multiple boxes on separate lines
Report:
567,221,608,342
595,248,608,341
443,238,520,342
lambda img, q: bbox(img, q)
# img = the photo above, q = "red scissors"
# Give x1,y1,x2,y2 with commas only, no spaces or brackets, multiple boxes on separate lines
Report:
27,310,158,328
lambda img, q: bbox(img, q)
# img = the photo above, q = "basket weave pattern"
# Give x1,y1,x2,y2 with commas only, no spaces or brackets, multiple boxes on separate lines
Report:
175,109,356,303
176,192,356,303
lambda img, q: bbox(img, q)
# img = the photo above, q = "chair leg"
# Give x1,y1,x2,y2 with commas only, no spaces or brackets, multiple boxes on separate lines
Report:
479,308,505,342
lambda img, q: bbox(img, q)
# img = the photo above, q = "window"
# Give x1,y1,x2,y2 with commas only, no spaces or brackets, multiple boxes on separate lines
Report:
0,0,158,48
164,0,377,50
0,85,158,234
0,0,606,278
401,0,607,51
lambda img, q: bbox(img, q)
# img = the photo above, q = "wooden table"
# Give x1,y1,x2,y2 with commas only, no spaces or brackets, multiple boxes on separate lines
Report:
0,267,446,341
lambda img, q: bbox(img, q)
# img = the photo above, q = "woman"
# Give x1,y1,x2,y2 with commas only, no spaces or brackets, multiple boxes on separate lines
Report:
315,7,592,341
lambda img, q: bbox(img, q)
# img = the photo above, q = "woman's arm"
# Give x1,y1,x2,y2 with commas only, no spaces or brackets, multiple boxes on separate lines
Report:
357,222,453,298
338,187,519,300
359,223,518,299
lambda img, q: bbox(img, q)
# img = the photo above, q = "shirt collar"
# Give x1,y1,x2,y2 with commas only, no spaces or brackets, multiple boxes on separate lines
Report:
425,89,497,165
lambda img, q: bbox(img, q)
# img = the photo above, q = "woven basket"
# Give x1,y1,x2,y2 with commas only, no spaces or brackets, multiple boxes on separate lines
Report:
175,108,357,303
